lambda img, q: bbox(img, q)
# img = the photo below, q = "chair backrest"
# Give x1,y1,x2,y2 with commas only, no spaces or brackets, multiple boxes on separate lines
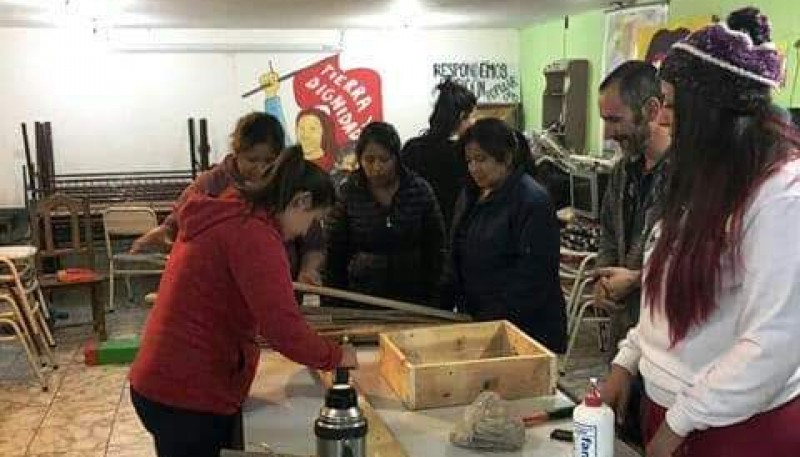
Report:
102,206,159,256
30,193,95,270
0,257,34,323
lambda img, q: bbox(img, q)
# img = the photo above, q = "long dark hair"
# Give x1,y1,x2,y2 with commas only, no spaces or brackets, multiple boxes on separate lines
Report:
646,22,799,344
240,145,335,214
425,79,477,141
513,130,538,177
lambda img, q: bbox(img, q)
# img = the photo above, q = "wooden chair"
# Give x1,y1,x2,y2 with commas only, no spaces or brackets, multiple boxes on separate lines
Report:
31,193,107,341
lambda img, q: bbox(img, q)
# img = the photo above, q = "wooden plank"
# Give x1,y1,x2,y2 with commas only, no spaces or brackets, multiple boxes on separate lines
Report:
293,283,470,322
412,356,555,410
378,334,414,409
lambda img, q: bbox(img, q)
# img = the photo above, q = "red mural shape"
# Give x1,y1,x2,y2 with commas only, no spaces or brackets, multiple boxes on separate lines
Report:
292,55,383,148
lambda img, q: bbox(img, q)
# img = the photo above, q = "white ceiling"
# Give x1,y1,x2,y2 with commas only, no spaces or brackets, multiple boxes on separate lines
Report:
0,0,611,30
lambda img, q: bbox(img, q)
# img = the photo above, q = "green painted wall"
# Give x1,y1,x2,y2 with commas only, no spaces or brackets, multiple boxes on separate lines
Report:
520,0,800,154
669,0,799,107
520,11,605,154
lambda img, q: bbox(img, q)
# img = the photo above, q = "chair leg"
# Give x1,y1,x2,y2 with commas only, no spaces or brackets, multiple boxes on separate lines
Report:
4,319,49,391
108,263,116,312
91,283,108,341
34,284,52,320
35,304,56,348
562,301,593,373
125,275,134,303
596,319,612,353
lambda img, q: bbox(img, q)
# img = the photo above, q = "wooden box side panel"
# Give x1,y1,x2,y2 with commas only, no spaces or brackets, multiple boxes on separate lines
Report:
502,320,555,357
412,356,554,410
386,321,505,365
378,334,415,409
502,321,558,393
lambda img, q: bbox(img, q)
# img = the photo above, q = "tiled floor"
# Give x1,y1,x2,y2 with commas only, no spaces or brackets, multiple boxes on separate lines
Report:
0,292,155,457
0,285,608,456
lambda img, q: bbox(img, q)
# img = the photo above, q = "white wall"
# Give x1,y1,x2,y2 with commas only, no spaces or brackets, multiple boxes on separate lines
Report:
0,27,519,207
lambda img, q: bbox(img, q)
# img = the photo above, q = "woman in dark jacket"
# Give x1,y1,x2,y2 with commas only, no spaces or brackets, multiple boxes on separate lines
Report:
325,122,445,306
442,118,567,352
401,79,477,231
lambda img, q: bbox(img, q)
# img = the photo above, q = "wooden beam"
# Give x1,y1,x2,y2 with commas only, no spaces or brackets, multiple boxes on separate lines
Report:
293,283,470,322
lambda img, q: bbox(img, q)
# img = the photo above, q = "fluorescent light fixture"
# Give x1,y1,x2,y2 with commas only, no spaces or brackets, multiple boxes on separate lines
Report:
109,42,344,54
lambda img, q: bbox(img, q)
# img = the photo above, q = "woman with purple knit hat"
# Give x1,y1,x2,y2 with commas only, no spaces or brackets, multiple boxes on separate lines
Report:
602,7,800,457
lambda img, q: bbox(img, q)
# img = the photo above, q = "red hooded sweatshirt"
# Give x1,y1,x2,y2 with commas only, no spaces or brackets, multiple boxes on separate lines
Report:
129,194,342,415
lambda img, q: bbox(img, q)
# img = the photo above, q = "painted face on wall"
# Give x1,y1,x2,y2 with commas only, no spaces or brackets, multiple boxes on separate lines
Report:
297,114,324,154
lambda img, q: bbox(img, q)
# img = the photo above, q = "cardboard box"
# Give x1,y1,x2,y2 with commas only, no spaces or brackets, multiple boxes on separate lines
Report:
379,320,557,410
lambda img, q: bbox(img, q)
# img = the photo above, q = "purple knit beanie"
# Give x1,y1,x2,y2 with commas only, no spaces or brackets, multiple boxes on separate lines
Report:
660,7,784,111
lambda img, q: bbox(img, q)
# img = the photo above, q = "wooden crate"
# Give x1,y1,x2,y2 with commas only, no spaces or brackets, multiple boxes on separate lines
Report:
378,320,557,410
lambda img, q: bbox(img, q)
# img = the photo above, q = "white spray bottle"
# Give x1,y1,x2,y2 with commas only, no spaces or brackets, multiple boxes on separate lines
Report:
572,377,614,457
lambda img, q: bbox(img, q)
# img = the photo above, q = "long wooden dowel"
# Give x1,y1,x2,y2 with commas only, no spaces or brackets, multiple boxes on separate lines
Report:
293,282,470,322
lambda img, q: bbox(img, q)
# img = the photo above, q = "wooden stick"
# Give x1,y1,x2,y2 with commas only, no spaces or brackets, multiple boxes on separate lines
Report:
240,55,339,99
198,119,210,171
293,282,470,322
188,118,197,178
21,123,35,191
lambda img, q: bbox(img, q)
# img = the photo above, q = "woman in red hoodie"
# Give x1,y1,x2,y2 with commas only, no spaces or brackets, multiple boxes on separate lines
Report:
129,146,355,457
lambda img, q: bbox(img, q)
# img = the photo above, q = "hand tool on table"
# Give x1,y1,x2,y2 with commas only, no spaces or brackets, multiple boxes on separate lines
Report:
522,406,575,427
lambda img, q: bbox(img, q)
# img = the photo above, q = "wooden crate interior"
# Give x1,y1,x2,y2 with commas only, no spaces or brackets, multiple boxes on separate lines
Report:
385,321,544,365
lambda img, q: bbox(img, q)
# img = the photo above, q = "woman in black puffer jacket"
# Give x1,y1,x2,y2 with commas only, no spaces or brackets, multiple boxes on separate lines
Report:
442,118,567,353
324,122,445,307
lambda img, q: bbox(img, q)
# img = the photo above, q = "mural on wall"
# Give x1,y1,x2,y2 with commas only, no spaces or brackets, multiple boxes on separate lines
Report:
432,61,520,104
254,55,383,178
643,16,712,68
603,5,669,76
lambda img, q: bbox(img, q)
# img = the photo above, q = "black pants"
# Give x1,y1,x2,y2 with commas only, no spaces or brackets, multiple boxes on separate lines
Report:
131,388,243,457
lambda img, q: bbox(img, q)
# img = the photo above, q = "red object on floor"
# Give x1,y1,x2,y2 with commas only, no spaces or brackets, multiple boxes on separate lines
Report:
57,268,100,283
83,339,98,366
642,395,800,456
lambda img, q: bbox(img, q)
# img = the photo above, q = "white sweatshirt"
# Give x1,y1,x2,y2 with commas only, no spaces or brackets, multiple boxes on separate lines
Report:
613,159,800,437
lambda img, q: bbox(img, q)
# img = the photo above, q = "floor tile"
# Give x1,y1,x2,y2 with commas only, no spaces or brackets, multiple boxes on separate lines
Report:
0,403,48,431
27,420,112,454
54,367,127,405
27,451,105,457
41,399,117,428
0,371,63,406
106,441,157,457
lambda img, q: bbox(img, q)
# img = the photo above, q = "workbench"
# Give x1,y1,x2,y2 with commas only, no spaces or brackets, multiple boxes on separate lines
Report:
244,348,641,457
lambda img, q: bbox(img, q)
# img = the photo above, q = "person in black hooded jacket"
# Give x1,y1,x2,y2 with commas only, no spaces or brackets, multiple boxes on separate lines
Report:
442,118,567,353
401,79,477,232
325,122,445,307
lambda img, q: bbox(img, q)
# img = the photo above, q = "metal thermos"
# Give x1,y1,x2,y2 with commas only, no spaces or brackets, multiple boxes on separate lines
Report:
315,368,368,457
